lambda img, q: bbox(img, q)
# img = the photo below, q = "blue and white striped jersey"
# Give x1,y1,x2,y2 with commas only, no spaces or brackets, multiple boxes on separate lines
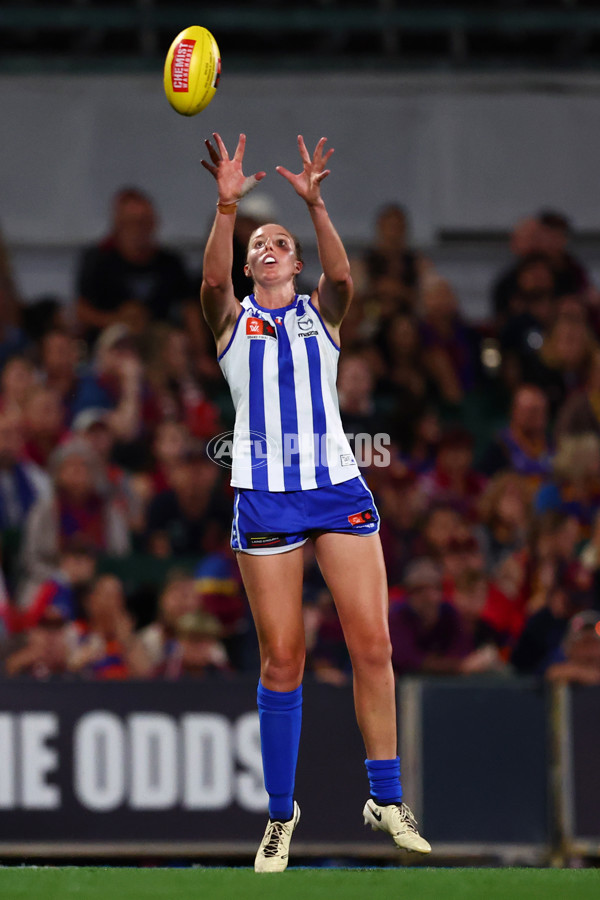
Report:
218,294,359,491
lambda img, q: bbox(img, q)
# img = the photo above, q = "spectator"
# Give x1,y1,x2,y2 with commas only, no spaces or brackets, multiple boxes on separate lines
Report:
0,408,50,532
0,356,36,418
451,567,521,654
389,557,490,676
337,352,387,463
145,419,190,495
476,471,534,572
554,349,600,441
354,204,432,311
491,216,545,324
0,223,22,330
412,503,465,562
194,549,249,669
397,407,441,474
4,607,71,679
537,209,591,299
132,570,200,677
501,511,585,627
21,385,66,468
419,275,479,407
19,438,130,602
417,426,486,520
511,574,598,676
376,312,439,445
545,610,600,685
308,591,351,686
144,441,230,558
21,295,67,345
75,186,194,343
17,539,96,632
500,253,558,326
378,471,425,586
579,508,600,575
148,325,222,439
38,329,82,424
0,320,28,374
480,384,552,483
71,407,145,535
439,529,486,594
498,254,558,389
159,610,229,679
531,299,598,415
534,432,600,534
71,324,161,467
69,574,138,679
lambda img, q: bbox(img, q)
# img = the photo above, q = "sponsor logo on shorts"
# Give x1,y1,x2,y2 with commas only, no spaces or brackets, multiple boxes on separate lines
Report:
246,317,277,339
246,533,287,548
171,39,195,92
348,509,375,527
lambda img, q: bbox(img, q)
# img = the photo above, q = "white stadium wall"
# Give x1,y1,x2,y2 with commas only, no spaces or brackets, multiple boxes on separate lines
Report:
2,71,600,310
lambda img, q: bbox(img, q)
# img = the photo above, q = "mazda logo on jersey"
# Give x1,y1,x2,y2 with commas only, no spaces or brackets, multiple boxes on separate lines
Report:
297,316,314,330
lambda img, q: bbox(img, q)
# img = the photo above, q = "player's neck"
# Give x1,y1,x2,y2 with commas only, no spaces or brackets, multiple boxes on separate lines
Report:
253,283,296,309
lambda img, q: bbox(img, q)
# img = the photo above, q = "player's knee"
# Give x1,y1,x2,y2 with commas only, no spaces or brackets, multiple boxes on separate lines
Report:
350,633,393,672
262,645,305,687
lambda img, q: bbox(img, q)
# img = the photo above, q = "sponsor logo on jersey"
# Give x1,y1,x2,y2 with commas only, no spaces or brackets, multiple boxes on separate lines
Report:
246,533,287,548
246,317,277,339
340,454,354,467
348,508,375,527
297,315,317,337
171,39,195,91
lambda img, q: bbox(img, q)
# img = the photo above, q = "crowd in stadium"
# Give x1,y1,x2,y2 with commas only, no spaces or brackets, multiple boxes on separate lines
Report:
1,188,600,686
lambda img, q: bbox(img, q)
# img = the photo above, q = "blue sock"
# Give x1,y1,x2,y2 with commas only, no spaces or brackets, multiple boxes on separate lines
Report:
257,680,303,821
365,756,403,804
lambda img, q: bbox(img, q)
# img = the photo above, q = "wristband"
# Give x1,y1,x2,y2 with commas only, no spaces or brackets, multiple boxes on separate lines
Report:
217,201,238,215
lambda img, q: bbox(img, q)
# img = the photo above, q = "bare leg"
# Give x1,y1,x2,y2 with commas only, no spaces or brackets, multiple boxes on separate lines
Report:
313,531,396,759
237,547,306,869
237,546,306,691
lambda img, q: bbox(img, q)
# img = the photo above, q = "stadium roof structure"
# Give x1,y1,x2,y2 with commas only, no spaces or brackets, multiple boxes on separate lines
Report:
3,3,600,74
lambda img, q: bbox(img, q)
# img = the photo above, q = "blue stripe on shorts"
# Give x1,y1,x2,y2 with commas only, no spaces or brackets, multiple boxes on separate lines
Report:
230,476,380,552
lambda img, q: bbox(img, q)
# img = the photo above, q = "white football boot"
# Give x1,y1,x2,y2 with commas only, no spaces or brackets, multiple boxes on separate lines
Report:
254,801,301,873
363,799,431,853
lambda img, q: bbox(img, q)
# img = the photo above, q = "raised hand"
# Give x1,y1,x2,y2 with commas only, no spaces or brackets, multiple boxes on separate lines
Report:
201,133,266,205
276,135,334,206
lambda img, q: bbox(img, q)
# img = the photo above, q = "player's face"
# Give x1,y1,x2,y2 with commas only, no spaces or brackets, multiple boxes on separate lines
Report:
245,224,302,285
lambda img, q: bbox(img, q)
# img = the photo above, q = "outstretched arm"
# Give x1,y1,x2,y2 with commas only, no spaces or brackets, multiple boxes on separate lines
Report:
277,136,353,328
200,133,266,343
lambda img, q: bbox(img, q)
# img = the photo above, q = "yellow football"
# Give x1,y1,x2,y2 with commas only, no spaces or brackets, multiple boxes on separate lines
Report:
164,26,221,116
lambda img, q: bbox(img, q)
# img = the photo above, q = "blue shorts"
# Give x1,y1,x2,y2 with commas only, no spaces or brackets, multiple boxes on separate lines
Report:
231,475,380,555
